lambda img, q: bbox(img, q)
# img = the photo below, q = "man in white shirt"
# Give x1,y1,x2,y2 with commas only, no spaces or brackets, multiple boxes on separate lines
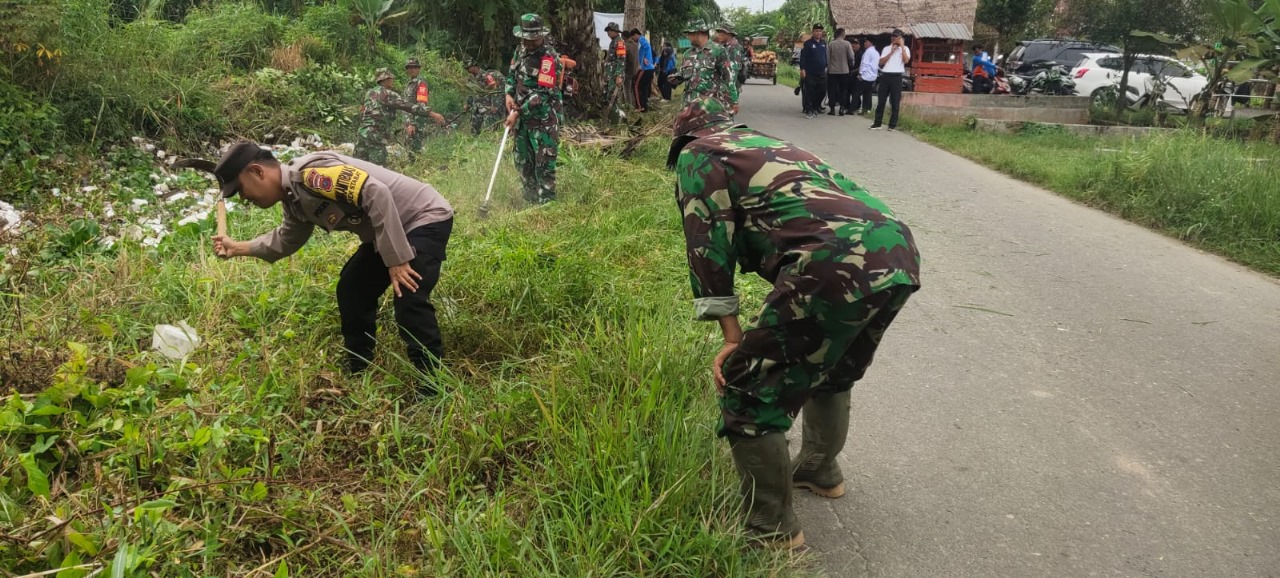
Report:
871,29,911,130
855,37,879,115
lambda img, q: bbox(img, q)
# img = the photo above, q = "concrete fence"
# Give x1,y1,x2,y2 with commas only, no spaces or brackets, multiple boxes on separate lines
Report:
903,93,1091,125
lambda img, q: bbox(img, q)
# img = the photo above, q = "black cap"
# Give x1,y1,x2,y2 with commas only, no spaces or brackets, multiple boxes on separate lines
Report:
812,23,824,30
213,141,273,198
891,28,904,37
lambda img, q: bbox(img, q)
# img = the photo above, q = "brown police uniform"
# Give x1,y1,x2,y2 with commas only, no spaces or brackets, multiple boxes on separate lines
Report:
242,151,454,381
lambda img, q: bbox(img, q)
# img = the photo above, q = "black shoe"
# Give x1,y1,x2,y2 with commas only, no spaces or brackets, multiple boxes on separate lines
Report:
869,124,883,130
346,354,371,375
828,110,836,116
838,110,845,116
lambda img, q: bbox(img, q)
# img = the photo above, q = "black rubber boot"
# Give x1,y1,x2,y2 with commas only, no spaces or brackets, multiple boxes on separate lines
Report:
792,390,851,498
729,432,805,550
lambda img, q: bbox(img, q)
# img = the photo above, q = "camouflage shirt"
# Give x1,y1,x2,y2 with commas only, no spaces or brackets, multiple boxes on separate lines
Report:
403,77,432,126
359,86,430,133
605,36,627,81
672,42,739,108
722,39,749,83
505,43,565,126
675,127,921,320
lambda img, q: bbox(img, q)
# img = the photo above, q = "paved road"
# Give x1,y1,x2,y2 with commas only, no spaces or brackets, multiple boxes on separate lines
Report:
732,84,1280,577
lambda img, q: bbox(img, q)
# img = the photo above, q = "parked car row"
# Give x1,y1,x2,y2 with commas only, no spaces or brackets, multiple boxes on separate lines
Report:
999,39,1209,111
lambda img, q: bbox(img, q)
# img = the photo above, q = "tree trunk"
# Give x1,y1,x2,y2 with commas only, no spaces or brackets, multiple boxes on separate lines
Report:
1115,48,1137,116
624,0,645,33
550,0,605,119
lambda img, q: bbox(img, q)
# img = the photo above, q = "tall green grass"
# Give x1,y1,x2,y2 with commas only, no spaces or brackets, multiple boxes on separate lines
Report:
906,121,1280,275
0,136,802,576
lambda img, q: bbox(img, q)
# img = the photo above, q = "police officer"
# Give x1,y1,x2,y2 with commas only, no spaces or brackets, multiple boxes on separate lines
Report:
403,58,444,155
355,69,437,165
504,13,564,205
209,142,454,394
667,99,921,549
668,20,738,114
465,60,507,135
602,22,626,117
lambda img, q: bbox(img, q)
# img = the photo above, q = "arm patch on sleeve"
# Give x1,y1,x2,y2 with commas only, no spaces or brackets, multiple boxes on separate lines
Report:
302,166,368,206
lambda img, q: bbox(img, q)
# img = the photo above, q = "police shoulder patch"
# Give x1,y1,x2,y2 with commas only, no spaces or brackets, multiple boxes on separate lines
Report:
301,165,368,206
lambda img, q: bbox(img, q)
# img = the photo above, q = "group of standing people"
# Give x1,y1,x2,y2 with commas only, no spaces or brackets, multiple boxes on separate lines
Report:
798,25,912,130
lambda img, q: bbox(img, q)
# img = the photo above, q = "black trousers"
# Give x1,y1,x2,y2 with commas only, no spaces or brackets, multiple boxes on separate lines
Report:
635,69,654,111
874,73,904,127
855,78,875,111
827,73,850,113
803,73,827,113
337,219,452,374
658,69,673,100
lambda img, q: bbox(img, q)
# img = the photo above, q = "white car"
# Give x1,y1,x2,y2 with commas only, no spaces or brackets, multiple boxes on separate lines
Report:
1071,53,1208,110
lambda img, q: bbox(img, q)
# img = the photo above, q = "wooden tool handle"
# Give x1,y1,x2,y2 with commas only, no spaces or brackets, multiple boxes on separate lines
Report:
215,199,227,237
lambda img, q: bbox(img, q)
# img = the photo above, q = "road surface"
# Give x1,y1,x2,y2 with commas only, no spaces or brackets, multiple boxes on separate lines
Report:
731,83,1280,577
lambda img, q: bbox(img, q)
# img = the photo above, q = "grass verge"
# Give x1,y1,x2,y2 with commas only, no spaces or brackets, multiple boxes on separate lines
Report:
0,133,799,576
903,120,1280,276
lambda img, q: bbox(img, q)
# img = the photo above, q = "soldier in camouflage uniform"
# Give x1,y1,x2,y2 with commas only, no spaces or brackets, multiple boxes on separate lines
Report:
668,19,739,114
715,22,750,90
504,14,564,205
354,69,437,165
465,60,507,135
602,21,627,118
403,58,445,156
668,98,922,550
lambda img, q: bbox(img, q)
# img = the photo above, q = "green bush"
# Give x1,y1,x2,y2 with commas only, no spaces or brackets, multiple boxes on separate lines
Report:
182,2,286,71
294,1,365,65
0,81,62,158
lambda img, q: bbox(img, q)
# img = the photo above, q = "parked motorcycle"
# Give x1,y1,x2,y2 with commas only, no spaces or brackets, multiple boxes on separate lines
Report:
1010,61,1076,96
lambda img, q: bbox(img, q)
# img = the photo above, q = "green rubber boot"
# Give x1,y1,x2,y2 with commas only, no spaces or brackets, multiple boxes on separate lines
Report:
791,390,851,498
729,432,805,550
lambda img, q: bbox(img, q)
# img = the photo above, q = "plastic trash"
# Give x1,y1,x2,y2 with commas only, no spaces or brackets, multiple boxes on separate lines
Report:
152,321,200,359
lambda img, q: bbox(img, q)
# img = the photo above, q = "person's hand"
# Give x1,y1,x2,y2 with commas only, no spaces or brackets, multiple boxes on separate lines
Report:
731,103,739,115
505,94,516,113
712,339,741,394
389,262,422,298
212,235,242,259
801,69,807,79
504,110,519,128
615,75,623,86
430,112,446,126
405,124,416,137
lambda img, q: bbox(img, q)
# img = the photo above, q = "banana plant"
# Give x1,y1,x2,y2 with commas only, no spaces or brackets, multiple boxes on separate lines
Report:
346,0,411,52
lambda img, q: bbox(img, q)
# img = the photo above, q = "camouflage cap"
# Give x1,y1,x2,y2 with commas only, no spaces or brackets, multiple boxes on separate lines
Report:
605,22,621,33
374,68,394,83
464,59,479,69
672,98,734,138
683,19,711,33
405,58,421,68
715,21,736,35
514,13,550,39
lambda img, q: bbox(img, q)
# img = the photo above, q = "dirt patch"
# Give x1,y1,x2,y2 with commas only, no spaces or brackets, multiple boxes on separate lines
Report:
0,347,132,394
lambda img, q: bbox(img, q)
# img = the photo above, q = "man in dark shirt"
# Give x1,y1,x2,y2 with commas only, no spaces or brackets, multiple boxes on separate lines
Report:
798,24,828,118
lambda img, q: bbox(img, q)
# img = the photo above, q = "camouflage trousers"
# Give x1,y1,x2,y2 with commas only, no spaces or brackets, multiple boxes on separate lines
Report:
354,126,389,166
407,118,430,153
470,105,505,135
718,283,915,438
513,119,558,204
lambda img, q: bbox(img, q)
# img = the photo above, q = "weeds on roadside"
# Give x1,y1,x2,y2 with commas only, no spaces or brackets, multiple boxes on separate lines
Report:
0,135,801,576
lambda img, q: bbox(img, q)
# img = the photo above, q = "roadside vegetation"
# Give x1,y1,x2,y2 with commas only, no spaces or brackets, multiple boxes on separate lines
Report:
905,120,1280,275
1,0,802,576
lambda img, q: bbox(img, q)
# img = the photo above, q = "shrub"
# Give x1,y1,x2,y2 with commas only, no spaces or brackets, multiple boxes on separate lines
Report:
0,80,62,158
182,2,287,71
